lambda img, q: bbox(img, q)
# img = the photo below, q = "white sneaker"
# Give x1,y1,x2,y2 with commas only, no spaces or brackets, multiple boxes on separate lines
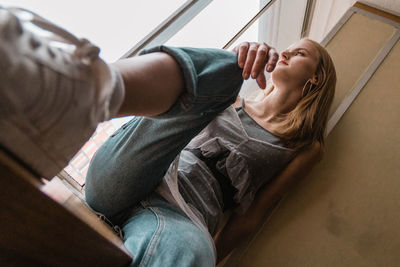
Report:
0,7,125,179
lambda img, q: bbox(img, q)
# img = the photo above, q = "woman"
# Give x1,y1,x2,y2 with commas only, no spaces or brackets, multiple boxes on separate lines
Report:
85,39,336,266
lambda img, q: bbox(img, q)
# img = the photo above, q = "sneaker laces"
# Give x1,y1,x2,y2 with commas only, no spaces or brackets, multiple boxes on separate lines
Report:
7,7,100,63
7,6,118,120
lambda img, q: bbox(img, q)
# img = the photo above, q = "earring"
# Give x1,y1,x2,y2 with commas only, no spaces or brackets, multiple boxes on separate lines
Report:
312,77,318,84
302,80,313,98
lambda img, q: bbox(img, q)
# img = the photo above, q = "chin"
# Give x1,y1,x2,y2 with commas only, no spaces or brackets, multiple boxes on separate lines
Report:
271,68,289,85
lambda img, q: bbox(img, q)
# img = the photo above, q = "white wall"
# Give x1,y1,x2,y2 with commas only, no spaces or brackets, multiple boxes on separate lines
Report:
308,0,357,42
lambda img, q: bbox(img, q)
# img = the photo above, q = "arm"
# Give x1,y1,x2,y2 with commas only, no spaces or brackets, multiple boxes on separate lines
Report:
214,142,323,263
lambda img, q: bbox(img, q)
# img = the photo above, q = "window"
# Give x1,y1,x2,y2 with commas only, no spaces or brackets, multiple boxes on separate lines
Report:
166,0,263,48
2,0,188,61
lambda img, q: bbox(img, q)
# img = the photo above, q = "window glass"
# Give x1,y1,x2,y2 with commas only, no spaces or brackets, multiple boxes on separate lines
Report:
166,0,263,48
2,0,188,61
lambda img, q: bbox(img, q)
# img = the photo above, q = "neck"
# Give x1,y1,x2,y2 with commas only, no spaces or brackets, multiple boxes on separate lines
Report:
247,84,301,124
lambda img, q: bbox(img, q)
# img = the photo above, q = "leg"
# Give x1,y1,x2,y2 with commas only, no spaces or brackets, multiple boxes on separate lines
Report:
123,193,215,267
113,52,185,117
85,46,243,220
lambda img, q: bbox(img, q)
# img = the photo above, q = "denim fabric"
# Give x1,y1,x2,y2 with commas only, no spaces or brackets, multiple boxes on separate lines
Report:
85,46,243,219
123,193,215,267
85,46,243,266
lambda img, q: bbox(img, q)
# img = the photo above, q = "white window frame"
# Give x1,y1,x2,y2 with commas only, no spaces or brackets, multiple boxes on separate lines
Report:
122,0,213,58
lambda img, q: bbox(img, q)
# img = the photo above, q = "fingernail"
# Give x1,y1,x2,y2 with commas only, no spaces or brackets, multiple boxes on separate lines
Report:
267,65,273,72
251,72,256,78
244,72,249,79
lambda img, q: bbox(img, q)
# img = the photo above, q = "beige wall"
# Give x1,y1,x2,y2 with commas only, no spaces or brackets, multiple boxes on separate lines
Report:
308,0,400,43
231,5,400,267
326,12,397,116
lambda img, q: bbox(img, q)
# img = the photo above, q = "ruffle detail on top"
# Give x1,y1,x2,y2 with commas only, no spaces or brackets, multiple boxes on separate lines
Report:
199,138,254,213
224,150,253,212
199,137,233,157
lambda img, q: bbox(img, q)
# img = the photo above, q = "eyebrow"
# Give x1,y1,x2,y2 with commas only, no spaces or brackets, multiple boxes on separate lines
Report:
293,47,310,54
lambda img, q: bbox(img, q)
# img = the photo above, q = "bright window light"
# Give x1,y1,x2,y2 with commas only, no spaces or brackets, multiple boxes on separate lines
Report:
2,0,187,61
166,0,261,48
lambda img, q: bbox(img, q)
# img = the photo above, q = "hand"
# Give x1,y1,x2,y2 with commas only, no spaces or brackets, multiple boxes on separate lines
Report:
232,42,278,89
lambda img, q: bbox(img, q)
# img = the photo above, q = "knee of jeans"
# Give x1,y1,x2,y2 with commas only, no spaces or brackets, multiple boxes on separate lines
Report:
144,228,215,267
122,207,159,266
171,229,215,267
123,203,215,267
157,212,215,267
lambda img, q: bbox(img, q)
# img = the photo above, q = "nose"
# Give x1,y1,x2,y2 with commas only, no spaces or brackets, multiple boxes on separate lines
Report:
281,50,289,60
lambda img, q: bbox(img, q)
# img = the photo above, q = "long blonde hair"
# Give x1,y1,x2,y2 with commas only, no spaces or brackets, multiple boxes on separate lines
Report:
264,39,336,151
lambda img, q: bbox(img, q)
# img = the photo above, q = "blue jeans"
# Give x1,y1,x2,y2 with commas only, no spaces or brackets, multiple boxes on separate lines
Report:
85,46,243,266
123,193,215,267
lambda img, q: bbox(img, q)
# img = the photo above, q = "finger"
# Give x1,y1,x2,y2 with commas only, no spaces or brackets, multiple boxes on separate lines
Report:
250,44,268,78
242,43,258,79
232,45,239,53
232,42,245,53
266,47,279,72
236,42,249,69
256,72,267,89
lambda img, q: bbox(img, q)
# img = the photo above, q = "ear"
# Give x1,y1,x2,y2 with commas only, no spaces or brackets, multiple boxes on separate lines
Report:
309,74,318,85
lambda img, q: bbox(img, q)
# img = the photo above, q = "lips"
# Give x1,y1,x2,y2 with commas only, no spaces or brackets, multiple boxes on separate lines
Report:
278,60,288,65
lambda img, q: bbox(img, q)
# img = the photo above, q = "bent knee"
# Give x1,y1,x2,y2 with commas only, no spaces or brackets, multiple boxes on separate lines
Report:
123,203,215,267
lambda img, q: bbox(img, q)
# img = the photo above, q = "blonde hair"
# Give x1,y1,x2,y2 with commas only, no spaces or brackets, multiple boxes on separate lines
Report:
265,38,336,151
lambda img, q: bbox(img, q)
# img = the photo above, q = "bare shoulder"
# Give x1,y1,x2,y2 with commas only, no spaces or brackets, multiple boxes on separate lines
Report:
312,141,324,160
298,141,324,164
310,141,323,156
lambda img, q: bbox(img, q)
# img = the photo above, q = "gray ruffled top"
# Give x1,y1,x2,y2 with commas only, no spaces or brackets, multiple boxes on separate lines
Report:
156,104,297,258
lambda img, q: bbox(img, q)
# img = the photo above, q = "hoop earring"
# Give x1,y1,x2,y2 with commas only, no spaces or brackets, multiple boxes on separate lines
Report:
302,80,313,98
